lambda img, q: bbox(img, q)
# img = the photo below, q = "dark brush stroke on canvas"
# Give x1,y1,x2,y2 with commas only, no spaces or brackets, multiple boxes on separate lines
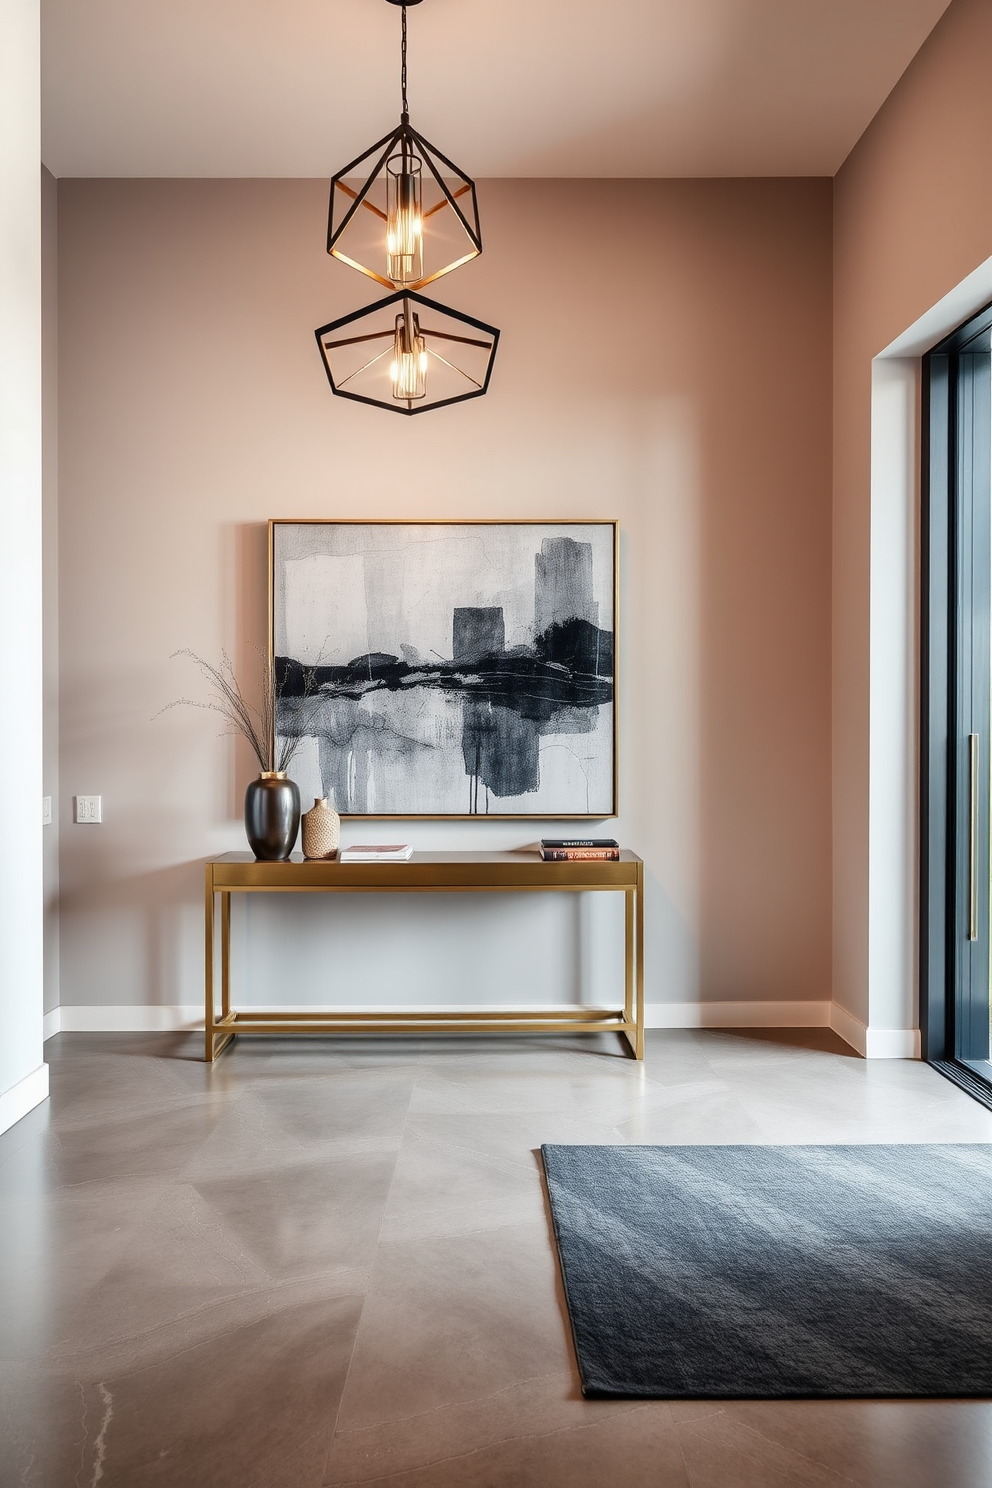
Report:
271,524,616,817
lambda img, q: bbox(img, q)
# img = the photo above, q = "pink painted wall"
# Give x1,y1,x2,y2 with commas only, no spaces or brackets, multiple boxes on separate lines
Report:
55,176,832,1015
833,0,992,1023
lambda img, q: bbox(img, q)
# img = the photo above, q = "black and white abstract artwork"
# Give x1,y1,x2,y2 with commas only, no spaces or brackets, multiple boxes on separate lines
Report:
271,521,617,817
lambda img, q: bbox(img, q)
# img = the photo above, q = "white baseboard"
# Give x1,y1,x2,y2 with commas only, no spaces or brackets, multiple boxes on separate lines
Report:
57,1005,203,1032
828,1001,867,1056
828,1002,921,1059
648,1000,920,1060
864,1026,922,1059
0,1063,50,1138
40,1000,923,1059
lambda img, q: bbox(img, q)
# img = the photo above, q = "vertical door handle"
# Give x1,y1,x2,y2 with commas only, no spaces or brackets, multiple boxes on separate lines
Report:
969,732,979,942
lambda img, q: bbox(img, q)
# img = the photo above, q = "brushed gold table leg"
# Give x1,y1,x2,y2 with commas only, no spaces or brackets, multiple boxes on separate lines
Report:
623,887,634,1022
204,866,215,1062
221,891,231,1022
635,865,645,1060
622,885,637,1059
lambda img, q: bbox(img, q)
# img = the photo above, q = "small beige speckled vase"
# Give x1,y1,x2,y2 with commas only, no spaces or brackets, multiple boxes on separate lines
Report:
301,797,340,859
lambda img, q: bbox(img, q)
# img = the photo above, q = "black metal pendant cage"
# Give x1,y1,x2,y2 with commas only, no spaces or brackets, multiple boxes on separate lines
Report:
315,290,499,416
327,121,482,292
318,0,497,415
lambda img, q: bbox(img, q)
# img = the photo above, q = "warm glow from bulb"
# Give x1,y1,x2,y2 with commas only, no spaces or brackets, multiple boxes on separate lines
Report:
386,151,424,285
391,309,427,401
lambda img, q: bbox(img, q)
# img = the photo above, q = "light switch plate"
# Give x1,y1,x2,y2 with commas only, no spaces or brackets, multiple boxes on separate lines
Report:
42,796,52,826
74,795,102,824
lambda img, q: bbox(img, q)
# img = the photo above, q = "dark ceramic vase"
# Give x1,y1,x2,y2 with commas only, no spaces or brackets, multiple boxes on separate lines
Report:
244,772,300,860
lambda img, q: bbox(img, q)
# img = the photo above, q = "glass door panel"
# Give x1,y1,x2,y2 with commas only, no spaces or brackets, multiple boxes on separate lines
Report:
924,305,992,1103
955,340,992,1077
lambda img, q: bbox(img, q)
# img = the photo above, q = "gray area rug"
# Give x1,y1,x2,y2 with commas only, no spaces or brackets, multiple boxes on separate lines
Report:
541,1144,992,1398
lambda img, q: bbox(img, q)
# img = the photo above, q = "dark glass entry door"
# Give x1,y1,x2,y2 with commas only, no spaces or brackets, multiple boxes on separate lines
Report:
924,307,992,1097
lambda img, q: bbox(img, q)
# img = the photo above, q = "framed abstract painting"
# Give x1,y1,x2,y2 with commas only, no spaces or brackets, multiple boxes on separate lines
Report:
269,520,618,818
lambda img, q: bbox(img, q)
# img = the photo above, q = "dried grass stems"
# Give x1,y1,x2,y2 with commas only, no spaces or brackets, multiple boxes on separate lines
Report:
161,648,325,774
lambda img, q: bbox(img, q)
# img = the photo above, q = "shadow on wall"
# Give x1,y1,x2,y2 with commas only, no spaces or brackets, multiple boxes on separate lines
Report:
58,857,632,1012
232,520,269,814
58,860,203,1011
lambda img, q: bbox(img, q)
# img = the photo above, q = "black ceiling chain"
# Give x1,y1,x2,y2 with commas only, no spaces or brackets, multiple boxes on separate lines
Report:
400,5,409,123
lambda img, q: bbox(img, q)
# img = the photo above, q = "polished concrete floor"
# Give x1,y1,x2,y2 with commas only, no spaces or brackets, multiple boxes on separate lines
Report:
4,1027,992,1486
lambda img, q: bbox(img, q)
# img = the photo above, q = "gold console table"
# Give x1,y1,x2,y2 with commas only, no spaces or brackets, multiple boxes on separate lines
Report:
204,850,644,1062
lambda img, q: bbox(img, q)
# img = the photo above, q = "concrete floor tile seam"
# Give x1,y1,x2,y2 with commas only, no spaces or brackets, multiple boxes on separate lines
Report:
379,1191,544,1226
22,1164,215,1199
668,1403,729,1425
320,1068,421,1455
411,1059,653,1084
47,1066,222,1110
327,1369,641,1442
741,1082,938,1111
45,1290,269,1371
220,1079,417,1119
422,1073,673,1104
322,1401,682,1488
46,1271,372,1377
177,1123,358,1172
398,1122,631,1172
183,1158,402,1241
153,1181,282,1279
43,1113,227,1155
0,1117,50,1170
411,1041,614,1062
409,1058,655,1087
408,1092,651,1121
741,1122,992,1146
378,1209,547,1247
368,1213,553,1265
410,1059,666,1083
45,1092,238,1137
45,1096,234,1143
391,1126,555,1183
246,1073,425,1096
254,1062,422,1086
711,1402,992,1487
182,1136,406,1181
675,1413,866,1488
254,1044,429,1064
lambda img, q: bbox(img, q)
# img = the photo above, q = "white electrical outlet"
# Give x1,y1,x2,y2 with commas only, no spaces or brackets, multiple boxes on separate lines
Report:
42,796,52,826
74,795,102,824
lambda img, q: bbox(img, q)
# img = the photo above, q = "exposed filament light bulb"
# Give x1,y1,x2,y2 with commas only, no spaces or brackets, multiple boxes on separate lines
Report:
390,306,428,401
386,151,423,285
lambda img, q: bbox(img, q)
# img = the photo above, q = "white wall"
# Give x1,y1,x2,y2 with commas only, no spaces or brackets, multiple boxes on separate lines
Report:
42,163,60,1027
864,357,920,1058
0,0,48,1133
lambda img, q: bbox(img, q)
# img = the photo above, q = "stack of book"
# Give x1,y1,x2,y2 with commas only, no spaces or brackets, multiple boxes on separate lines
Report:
540,838,620,861
339,843,413,862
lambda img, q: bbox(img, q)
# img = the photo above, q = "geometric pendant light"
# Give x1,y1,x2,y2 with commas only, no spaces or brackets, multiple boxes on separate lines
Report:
315,289,499,416
317,0,497,415
327,0,482,292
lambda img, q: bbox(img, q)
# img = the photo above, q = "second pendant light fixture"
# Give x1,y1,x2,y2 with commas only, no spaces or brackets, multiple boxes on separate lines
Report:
316,0,499,415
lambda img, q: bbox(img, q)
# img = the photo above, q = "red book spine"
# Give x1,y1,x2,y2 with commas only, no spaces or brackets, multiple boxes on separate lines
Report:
542,848,621,861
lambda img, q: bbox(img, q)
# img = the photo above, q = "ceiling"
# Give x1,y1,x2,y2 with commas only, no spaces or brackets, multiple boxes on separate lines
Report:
42,0,952,179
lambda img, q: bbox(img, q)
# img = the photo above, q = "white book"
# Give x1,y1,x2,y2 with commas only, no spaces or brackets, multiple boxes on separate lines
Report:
339,843,413,862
